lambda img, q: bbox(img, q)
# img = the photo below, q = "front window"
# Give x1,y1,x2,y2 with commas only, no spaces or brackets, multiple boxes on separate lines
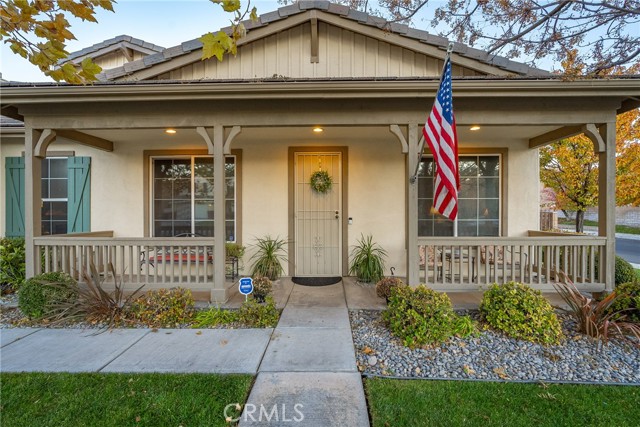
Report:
41,157,68,235
418,155,501,236
152,155,236,240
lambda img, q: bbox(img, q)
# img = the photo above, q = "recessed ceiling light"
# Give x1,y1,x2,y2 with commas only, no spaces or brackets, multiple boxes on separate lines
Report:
165,128,177,134
313,127,324,133
469,125,481,131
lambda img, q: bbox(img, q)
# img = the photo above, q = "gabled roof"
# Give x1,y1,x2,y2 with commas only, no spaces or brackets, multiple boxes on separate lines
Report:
99,1,549,81
61,35,165,66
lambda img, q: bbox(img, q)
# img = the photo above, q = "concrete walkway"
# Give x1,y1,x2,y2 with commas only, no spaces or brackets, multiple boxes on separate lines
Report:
240,282,370,426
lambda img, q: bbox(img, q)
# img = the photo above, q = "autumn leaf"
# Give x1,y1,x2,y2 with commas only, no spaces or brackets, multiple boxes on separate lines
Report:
199,31,233,61
218,0,241,13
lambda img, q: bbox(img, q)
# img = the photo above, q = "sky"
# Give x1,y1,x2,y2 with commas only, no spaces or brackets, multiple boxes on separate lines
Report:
0,0,281,82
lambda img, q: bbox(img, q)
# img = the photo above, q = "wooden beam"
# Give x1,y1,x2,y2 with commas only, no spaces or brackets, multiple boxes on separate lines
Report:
34,128,56,158
529,125,584,149
120,46,134,62
196,126,215,154
224,126,242,155
310,12,319,63
583,123,605,153
56,129,114,152
389,125,409,153
1,105,23,121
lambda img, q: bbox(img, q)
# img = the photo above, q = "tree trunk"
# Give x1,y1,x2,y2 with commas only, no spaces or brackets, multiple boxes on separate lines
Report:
575,210,585,233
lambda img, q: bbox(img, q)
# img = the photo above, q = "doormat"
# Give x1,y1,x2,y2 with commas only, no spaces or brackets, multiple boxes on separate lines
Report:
291,277,342,286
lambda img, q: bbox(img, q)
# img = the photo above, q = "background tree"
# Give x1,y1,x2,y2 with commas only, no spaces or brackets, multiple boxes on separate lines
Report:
540,106,640,233
0,0,255,83
540,135,598,233
290,0,640,73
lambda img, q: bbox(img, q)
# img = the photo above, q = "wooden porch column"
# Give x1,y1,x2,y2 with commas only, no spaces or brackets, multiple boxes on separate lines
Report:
198,126,227,302
598,122,616,292
24,127,43,278
406,123,420,286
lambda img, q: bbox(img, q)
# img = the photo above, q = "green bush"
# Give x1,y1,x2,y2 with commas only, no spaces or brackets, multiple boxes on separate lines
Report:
238,296,280,328
250,235,287,280
382,285,475,348
607,281,640,323
129,288,195,327
480,282,563,345
614,256,636,286
18,272,78,319
192,297,280,328
193,307,239,327
595,255,637,286
375,277,406,300
0,237,26,293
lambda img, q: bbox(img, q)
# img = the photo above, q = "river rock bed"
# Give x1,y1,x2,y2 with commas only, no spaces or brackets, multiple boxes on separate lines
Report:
350,309,640,383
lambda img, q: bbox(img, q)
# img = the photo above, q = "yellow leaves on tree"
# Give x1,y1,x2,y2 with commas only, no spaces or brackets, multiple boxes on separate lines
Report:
616,108,640,207
0,0,115,83
199,0,257,62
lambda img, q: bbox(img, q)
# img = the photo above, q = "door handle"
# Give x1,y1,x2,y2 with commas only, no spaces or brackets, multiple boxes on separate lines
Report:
335,210,339,219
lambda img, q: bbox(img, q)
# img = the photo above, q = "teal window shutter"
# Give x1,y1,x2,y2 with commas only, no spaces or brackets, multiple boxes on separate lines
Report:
5,157,25,237
67,157,91,233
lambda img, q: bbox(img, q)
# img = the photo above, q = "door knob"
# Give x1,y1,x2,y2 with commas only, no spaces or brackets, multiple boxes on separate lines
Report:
335,210,339,219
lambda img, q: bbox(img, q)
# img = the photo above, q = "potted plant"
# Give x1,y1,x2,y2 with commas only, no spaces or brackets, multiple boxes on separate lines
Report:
250,235,287,280
349,234,387,283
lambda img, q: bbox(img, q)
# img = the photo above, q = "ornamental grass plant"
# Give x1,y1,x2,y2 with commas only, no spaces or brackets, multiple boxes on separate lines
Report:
349,234,387,283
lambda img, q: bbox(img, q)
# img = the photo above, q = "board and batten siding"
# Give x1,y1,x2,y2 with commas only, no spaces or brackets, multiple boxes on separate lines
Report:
157,22,484,80
94,50,146,70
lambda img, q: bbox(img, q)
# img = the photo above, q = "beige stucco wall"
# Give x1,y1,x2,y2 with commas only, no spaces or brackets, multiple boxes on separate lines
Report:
1,132,540,277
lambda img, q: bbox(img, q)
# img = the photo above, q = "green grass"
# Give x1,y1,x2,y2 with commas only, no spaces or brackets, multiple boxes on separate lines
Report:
636,269,640,280
0,373,253,427
558,219,640,235
365,378,640,427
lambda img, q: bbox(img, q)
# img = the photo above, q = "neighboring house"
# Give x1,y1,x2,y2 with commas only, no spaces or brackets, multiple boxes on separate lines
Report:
1,2,638,301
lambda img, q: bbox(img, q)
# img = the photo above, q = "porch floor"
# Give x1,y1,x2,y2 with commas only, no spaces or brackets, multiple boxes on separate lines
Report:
221,277,568,310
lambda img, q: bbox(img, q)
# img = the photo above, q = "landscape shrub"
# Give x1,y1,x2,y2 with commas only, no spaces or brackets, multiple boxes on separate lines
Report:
18,272,77,319
607,282,640,323
194,296,280,328
595,255,637,286
614,256,636,286
554,279,640,345
375,277,406,300
129,288,195,327
238,296,280,328
193,307,239,327
0,237,26,293
349,234,387,283
383,285,475,348
250,236,287,280
251,275,273,302
480,282,563,345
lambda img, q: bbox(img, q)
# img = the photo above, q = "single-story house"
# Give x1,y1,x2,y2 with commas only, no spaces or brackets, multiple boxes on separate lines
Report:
2,2,638,301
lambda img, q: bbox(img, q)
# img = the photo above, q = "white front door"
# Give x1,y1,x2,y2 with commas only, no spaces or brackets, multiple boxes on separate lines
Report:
294,152,342,276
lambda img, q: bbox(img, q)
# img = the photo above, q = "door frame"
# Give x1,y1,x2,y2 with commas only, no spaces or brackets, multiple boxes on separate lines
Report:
288,146,349,277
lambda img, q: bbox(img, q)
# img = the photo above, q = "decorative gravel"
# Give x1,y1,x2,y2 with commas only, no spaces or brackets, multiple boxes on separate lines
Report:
350,310,640,384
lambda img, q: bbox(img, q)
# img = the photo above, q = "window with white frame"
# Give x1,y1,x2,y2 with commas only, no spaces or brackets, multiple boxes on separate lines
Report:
418,155,501,236
151,155,236,240
41,157,68,235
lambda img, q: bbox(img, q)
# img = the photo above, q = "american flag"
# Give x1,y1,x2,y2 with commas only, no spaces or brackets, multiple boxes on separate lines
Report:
422,57,460,221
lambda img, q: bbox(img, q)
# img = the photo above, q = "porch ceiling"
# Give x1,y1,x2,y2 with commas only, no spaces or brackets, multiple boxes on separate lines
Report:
77,124,561,145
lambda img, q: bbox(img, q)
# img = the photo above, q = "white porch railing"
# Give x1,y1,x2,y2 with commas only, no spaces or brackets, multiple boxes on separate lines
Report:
417,236,607,291
34,235,215,288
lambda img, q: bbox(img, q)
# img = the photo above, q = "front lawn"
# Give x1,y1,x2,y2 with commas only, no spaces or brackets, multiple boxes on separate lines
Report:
365,378,640,427
0,373,253,427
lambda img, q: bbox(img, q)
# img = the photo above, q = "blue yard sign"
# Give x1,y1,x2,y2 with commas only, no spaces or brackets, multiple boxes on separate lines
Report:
239,277,253,295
